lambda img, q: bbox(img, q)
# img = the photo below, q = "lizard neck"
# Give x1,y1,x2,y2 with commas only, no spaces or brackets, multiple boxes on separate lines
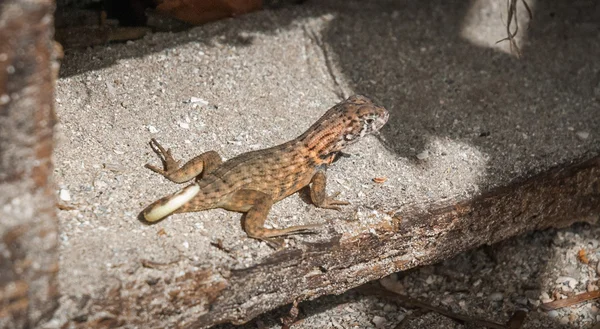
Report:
295,119,344,167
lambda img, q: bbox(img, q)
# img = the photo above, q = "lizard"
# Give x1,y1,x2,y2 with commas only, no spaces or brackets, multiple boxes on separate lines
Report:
142,95,389,242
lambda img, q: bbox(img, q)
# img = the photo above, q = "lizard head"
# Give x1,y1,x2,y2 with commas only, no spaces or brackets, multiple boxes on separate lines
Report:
338,95,389,143
300,95,389,161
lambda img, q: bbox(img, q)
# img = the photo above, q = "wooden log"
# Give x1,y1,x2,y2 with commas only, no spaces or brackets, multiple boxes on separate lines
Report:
0,0,60,327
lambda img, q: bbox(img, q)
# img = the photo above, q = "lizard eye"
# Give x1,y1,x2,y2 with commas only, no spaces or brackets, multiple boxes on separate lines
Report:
365,118,375,124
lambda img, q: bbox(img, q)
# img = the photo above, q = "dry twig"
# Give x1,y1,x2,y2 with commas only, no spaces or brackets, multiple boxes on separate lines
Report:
358,283,507,329
541,290,600,311
496,0,533,58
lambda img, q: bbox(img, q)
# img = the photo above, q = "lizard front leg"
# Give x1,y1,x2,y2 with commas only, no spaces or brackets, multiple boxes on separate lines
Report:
310,170,350,211
226,189,321,241
145,138,222,183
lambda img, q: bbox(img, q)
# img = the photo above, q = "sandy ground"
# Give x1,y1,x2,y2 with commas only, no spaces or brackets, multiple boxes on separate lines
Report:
51,0,599,328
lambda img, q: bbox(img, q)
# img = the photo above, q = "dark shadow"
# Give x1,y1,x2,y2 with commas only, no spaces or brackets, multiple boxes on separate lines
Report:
320,0,599,190
58,3,319,77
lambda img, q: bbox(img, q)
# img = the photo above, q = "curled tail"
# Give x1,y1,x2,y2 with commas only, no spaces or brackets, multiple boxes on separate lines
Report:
142,183,200,222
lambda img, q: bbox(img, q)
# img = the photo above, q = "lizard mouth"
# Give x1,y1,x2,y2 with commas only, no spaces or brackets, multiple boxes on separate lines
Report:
374,109,390,132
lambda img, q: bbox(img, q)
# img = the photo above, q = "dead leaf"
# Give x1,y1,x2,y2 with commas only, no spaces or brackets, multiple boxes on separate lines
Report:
156,0,262,25
578,249,589,264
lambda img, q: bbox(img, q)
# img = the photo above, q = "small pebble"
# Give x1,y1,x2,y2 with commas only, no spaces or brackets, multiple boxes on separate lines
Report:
556,276,578,290
179,122,190,129
576,131,589,140
105,81,116,96
189,97,209,105
489,292,503,302
182,241,189,249
547,310,559,318
515,297,528,305
147,125,158,133
0,94,10,105
529,299,540,307
416,150,429,160
425,276,434,285
382,304,396,312
372,315,386,329
59,189,71,201
441,296,454,306
540,291,551,302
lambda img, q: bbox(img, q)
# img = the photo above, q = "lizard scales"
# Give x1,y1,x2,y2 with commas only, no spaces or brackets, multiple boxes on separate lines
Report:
142,95,389,242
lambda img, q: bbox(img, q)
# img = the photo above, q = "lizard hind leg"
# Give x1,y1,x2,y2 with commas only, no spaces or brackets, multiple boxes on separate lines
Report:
227,189,322,241
145,138,222,183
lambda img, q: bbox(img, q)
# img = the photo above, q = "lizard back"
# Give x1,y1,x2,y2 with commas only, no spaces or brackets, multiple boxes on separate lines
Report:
176,95,388,213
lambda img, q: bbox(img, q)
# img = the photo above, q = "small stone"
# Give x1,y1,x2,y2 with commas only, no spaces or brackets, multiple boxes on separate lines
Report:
372,315,386,329
547,310,559,318
529,298,541,307
416,150,429,160
556,276,578,290
441,296,454,306
121,100,131,108
576,131,590,140
425,276,434,285
587,283,598,292
489,292,504,302
515,296,528,305
0,94,9,105
105,81,116,96
189,97,209,106
182,241,189,249
179,122,190,129
559,316,569,325
383,304,396,312
147,125,158,133
59,189,71,201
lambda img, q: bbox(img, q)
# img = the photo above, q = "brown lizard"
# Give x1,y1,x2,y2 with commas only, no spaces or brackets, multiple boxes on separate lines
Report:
142,95,389,242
